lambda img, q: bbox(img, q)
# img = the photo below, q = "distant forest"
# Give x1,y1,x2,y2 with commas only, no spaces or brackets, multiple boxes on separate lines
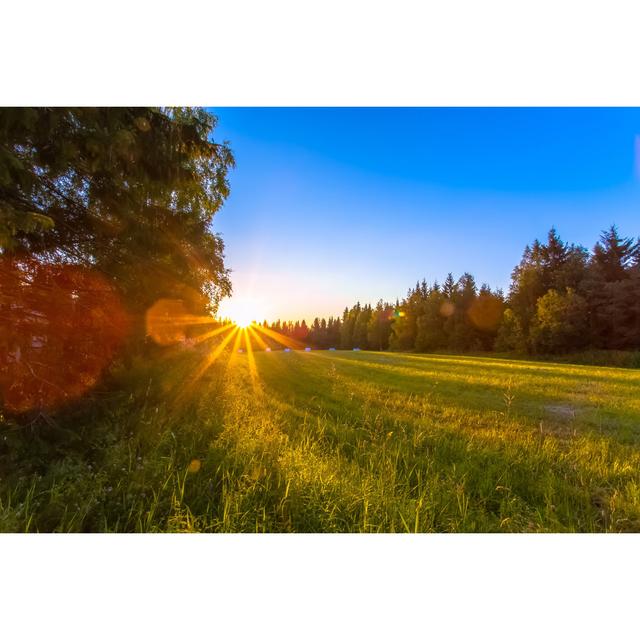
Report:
264,226,640,355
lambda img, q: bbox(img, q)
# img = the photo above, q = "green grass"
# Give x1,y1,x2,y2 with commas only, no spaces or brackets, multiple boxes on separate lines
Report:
2,348,640,532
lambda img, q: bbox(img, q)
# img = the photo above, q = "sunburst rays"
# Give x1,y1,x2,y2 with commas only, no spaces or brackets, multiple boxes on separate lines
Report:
243,329,261,392
178,324,238,394
146,296,314,396
251,324,305,351
184,320,311,392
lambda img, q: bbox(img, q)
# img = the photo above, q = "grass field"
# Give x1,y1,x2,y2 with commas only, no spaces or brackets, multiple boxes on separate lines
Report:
2,348,640,532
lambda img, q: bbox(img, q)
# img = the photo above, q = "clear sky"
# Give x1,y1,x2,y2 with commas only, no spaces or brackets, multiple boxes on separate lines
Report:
210,108,640,323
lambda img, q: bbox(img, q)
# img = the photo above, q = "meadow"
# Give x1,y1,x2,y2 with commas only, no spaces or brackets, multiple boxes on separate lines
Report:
2,347,640,532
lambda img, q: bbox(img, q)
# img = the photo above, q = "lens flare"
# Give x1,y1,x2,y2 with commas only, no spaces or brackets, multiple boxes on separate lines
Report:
440,301,455,318
467,296,504,331
0,259,129,414
146,298,219,345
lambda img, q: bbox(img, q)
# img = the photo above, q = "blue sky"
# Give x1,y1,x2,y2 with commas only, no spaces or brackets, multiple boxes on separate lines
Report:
210,108,640,323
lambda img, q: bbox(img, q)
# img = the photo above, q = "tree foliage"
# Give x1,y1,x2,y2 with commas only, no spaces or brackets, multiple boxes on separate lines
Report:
530,288,589,354
1,108,234,415
270,226,639,356
0,107,234,314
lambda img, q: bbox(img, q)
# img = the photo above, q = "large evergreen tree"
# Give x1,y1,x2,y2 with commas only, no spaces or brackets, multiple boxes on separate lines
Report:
582,226,640,348
591,225,640,282
0,107,234,315
1,108,235,413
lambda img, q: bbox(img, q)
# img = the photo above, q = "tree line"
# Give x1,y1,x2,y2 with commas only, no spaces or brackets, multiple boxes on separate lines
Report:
265,226,640,354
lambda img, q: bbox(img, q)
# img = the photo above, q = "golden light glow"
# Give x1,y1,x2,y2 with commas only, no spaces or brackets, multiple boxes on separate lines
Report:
253,324,304,351
244,329,261,392
218,296,265,329
229,326,245,362
236,316,254,329
181,324,238,391
146,298,219,345
158,295,317,410
187,459,202,473
247,325,268,350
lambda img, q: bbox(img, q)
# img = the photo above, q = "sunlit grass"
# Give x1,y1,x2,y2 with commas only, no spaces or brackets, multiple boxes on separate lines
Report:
1,348,639,532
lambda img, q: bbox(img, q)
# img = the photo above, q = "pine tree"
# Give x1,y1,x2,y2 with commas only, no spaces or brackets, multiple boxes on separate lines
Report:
592,225,640,282
367,300,393,351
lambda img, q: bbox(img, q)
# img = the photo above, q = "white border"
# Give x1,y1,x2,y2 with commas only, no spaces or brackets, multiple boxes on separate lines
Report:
2,0,640,106
1,534,638,638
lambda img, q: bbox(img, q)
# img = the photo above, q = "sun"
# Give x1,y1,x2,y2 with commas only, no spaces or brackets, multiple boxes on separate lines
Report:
218,296,265,329
234,312,254,329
